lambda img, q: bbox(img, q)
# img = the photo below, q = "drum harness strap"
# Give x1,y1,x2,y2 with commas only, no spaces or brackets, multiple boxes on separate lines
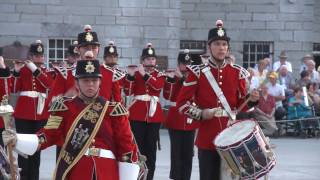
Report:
201,66,236,122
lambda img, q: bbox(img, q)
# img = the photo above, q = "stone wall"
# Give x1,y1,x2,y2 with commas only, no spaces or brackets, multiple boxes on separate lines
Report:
0,0,181,68
181,0,318,73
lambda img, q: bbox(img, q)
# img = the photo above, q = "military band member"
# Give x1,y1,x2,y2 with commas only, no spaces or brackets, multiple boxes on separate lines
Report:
0,50,11,146
12,40,53,180
163,49,200,180
176,20,259,180
124,43,165,180
47,25,100,104
100,41,125,102
66,40,80,67
3,60,140,180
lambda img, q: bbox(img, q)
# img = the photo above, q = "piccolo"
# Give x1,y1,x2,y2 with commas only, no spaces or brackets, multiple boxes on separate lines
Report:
127,65,158,68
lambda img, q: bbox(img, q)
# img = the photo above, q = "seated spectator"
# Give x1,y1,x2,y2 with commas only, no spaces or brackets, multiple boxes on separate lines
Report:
266,72,286,120
247,67,259,92
252,84,278,136
307,82,320,116
278,65,295,96
300,54,313,73
296,70,311,88
287,87,312,119
305,59,320,83
255,59,268,85
273,51,293,72
287,87,318,137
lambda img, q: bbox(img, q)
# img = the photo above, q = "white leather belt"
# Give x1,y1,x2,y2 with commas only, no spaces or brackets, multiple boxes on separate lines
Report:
169,101,176,107
20,91,46,98
20,91,47,115
84,148,115,159
134,94,159,117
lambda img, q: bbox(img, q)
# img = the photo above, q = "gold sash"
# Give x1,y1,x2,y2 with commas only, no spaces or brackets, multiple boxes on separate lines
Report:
52,97,109,180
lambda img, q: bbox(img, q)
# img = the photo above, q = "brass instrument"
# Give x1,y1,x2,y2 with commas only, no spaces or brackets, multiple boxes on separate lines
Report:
0,95,20,180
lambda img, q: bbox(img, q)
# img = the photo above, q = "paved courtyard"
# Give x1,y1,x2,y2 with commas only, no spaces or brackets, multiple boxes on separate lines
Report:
39,130,320,180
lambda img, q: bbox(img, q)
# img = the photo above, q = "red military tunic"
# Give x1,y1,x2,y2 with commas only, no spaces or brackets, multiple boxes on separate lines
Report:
176,61,249,150
100,64,125,102
163,76,199,130
124,69,165,123
0,68,11,128
37,96,138,180
13,66,53,120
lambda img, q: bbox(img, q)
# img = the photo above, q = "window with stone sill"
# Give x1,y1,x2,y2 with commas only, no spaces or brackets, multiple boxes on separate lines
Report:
47,38,76,63
243,41,274,69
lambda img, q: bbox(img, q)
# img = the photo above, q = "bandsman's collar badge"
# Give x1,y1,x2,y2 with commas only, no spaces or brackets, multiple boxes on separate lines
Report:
85,61,95,73
217,28,225,37
85,32,93,42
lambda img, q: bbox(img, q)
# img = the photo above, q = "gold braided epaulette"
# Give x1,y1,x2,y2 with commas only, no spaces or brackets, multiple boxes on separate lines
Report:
109,102,129,116
48,96,73,112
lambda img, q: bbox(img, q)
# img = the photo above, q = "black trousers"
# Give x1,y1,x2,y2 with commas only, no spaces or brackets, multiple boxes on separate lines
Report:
168,129,195,180
15,119,46,180
198,149,221,180
130,121,160,180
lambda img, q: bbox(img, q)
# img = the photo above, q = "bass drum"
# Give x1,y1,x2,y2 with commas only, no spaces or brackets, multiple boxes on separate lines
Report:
214,120,276,180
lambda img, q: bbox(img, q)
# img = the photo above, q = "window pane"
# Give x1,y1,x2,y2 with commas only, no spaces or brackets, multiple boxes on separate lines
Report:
57,50,63,58
65,40,71,48
57,40,63,48
243,44,249,52
49,50,55,58
49,40,55,48
250,44,255,52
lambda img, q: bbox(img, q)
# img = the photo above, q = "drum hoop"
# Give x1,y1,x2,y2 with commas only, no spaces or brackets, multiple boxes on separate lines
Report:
241,160,276,179
215,119,258,149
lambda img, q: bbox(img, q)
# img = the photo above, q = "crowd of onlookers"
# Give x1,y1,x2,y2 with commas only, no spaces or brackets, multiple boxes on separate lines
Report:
244,50,320,138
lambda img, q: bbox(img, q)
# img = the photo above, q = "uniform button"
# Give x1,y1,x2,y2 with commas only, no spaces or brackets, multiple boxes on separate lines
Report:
92,139,95,144
219,82,222,85
218,100,221,104
219,70,222,73
220,76,222,79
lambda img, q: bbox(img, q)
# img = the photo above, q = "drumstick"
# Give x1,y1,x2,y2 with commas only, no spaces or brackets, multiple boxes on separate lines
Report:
237,77,269,113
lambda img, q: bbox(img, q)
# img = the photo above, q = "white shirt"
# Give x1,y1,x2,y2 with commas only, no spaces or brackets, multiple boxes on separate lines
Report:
273,61,293,72
249,76,260,92
266,82,285,108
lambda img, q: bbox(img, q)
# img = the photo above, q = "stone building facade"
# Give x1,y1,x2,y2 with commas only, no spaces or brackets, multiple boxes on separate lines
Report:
0,0,319,74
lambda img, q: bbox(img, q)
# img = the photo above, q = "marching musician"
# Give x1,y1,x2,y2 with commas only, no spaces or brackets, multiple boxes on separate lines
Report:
163,49,200,180
176,20,259,180
2,60,140,180
100,41,125,102
0,49,11,147
66,40,80,68
124,43,165,180
12,40,54,180
48,25,122,106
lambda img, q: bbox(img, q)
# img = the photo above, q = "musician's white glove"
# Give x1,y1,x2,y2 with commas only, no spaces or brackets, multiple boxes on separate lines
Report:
25,60,38,73
14,62,24,73
2,129,17,147
201,107,226,120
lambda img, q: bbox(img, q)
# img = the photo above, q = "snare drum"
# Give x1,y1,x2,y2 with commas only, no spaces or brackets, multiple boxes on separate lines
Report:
214,120,276,180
